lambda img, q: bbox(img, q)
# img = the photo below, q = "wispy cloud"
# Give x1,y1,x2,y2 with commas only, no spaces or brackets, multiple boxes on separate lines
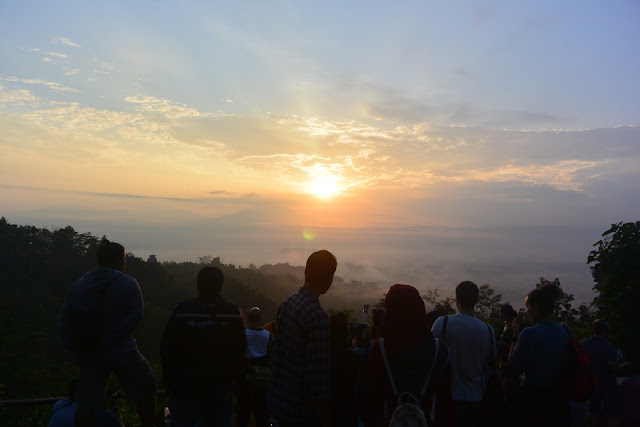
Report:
461,160,606,191
27,48,70,61
1,76,80,93
47,52,69,58
0,84,38,104
92,56,117,74
125,95,211,119
52,36,80,47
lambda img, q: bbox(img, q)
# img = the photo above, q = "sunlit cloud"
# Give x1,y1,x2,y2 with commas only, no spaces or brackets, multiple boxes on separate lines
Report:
52,36,80,47
2,78,637,200
91,56,118,75
27,48,70,61
125,95,211,119
0,76,80,93
47,52,69,58
465,160,606,191
0,84,38,104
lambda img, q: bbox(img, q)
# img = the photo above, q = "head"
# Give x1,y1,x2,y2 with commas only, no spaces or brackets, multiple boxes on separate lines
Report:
380,284,430,357
456,281,479,312
96,241,126,271
592,319,610,338
330,312,350,351
525,283,561,323
500,303,518,322
247,306,263,329
304,250,337,296
197,266,224,300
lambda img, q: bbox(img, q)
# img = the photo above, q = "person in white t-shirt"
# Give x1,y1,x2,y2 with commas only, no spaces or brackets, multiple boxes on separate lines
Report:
237,306,272,427
431,281,497,427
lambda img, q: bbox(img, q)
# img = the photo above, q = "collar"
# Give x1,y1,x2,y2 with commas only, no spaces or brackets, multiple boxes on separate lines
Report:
298,287,319,300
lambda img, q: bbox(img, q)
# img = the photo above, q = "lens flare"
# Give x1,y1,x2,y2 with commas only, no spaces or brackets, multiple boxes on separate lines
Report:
303,230,316,240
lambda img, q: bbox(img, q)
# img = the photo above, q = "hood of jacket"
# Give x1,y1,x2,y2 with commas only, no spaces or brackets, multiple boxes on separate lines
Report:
68,267,123,309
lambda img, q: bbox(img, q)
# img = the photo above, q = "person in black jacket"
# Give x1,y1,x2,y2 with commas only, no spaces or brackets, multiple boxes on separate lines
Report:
160,266,247,427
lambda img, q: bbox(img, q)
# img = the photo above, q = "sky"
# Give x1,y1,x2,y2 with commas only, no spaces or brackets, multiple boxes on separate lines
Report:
1,1,639,305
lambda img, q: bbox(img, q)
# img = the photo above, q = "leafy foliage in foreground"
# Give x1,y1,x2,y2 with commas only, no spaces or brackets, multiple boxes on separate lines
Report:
589,221,640,366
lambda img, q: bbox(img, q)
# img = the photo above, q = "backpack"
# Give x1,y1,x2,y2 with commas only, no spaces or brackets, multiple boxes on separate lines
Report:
563,325,597,402
247,353,271,388
247,364,271,388
379,338,443,427
61,275,117,352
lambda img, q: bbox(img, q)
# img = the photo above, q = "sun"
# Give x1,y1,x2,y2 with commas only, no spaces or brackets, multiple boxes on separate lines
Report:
310,178,339,198
305,174,343,199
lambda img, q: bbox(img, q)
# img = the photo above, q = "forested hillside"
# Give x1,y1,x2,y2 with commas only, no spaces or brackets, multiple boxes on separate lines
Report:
0,217,281,402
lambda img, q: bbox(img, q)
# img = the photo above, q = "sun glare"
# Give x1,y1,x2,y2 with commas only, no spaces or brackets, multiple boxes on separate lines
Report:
310,179,339,198
307,175,342,199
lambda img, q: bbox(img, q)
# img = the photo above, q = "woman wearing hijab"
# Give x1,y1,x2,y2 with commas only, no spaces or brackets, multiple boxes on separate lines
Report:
365,284,454,427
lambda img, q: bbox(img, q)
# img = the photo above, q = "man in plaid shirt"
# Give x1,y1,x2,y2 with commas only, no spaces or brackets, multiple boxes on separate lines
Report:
268,250,337,427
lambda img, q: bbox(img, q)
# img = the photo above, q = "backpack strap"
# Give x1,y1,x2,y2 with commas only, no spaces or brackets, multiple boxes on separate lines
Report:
483,324,494,393
379,338,399,398
418,339,441,402
379,338,442,404
486,323,496,360
442,315,449,340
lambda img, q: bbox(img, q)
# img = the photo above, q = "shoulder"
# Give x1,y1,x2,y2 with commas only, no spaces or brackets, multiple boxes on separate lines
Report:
312,308,330,326
555,322,572,338
118,272,137,283
432,316,444,331
52,398,74,411
116,273,140,289
448,313,483,330
519,325,537,340
216,296,240,313
174,298,198,310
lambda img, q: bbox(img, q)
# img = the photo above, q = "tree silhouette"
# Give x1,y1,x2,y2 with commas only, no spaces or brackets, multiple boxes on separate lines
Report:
588,221,640,366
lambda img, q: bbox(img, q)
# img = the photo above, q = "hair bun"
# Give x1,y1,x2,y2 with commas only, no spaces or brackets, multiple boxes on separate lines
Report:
539,283,562,301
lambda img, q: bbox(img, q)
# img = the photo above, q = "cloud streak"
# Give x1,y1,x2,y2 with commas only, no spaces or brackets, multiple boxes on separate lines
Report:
0,76,80,93
52,36,80,47
0,84,37,104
